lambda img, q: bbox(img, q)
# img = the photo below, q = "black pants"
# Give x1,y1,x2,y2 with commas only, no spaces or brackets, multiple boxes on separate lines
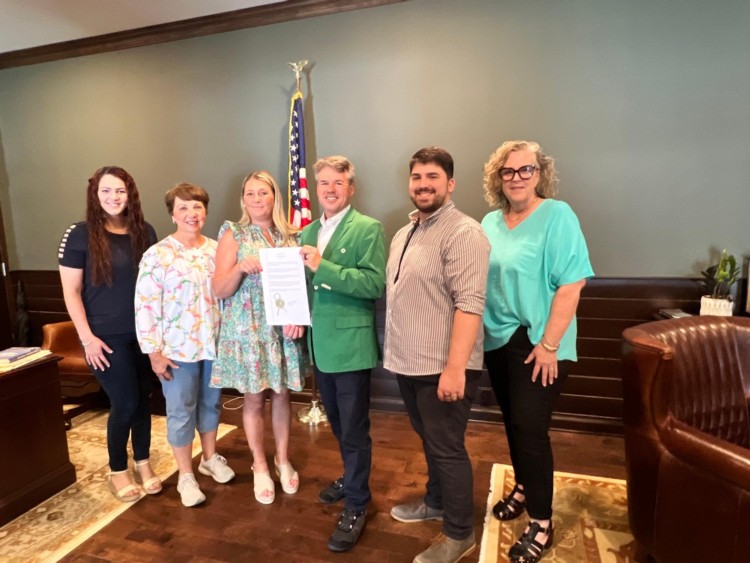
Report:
93,334,154,472
315,366,372,512
396,371,481,540
484,327,569,520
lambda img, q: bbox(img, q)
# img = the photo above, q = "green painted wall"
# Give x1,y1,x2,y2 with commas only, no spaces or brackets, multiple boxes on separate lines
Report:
0,0,748,275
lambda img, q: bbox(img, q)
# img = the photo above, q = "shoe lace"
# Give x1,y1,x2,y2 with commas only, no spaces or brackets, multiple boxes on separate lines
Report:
180,473,198,487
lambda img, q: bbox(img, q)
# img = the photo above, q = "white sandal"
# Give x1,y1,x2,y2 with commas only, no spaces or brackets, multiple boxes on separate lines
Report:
274,457,299,494
253,468,275,504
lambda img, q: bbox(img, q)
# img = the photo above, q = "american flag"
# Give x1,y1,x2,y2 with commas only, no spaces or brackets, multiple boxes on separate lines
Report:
288,90,311,229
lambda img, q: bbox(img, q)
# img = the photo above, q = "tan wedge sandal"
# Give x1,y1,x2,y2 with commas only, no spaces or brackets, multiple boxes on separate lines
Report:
133,459,163,495
108,470,141,502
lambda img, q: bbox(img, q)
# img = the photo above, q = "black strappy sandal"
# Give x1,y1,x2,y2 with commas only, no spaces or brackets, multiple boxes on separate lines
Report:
508,520,554,563
492,484,527,521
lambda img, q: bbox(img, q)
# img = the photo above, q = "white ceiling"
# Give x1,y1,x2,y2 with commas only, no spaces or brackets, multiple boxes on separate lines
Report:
0,0,284,54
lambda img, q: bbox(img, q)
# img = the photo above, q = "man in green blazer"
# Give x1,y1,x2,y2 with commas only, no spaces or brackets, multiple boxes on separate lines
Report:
300,155,386,553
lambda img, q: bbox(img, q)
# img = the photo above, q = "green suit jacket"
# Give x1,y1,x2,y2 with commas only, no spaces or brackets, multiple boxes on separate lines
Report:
300,208,386,373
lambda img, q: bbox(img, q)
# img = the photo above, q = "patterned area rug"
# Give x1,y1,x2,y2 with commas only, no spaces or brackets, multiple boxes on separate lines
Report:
0,411,236,562
480,464,636,563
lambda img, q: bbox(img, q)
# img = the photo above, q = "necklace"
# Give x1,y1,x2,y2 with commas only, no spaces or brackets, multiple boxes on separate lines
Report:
258,225,275,246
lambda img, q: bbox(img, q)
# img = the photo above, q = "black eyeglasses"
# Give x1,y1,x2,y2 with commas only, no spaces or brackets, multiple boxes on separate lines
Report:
499,165,537,181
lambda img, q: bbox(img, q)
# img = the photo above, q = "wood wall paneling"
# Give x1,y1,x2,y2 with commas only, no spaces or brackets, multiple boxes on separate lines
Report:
11,271,68,346
12,271,704,435
560,277,702,433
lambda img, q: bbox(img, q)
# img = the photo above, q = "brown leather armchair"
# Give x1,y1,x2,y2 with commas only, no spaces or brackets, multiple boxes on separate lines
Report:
621,316,750,563
42,321,104,427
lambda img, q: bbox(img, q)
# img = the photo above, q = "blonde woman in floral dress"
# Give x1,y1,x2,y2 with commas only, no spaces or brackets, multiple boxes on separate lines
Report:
135,183,236,508
211,171,307,505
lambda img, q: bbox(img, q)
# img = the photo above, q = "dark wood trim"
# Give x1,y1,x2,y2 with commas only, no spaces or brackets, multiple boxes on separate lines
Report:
10,270,61,285
10,270,66,346
580,277,704,299
0,0,408,70
12,271,705,435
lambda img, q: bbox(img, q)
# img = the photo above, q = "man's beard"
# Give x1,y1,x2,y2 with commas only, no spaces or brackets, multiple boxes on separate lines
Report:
410,191,446,214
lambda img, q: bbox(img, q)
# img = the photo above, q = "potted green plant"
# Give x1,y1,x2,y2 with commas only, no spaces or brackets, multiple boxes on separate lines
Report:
700,249,739,316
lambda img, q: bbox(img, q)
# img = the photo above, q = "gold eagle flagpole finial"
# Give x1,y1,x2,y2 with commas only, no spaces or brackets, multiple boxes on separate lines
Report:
287,60,308,93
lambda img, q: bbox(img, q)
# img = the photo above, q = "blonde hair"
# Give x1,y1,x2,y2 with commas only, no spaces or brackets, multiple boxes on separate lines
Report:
238,170,298,246
313,155,355,184
483,140,558,212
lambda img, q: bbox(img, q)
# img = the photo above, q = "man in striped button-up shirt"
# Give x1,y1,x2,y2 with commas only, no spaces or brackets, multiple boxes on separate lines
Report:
384,147,490,563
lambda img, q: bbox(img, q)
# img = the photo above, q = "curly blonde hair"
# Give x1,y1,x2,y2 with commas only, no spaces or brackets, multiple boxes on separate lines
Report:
483,140,558,211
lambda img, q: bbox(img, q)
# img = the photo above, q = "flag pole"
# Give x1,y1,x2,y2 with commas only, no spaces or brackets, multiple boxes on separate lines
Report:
286,60,327,425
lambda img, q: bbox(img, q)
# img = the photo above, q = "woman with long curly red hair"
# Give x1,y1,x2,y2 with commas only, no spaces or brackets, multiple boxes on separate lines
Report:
58,166,159,502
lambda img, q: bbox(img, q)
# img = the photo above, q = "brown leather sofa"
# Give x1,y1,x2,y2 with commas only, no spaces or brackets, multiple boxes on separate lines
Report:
42,320,104,427
621,316,750,563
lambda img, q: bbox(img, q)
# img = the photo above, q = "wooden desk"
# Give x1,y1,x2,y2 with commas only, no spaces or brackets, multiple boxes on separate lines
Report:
0,356,76,526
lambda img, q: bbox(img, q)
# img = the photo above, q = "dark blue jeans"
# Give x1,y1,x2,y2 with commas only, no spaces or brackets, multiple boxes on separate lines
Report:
93,334,154,472
396,371,481,541
315,366,372,512
484,326,569,520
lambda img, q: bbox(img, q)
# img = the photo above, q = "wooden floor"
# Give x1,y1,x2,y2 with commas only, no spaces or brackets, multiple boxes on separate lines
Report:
62,399,626,562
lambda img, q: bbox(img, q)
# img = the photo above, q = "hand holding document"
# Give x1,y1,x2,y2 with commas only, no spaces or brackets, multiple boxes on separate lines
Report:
258,247,311,326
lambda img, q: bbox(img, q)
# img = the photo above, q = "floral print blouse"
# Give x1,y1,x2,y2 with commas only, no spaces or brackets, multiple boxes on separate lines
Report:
135,235,220,361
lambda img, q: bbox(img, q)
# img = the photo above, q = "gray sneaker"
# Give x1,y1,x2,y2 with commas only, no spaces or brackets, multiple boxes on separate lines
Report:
390,499,444,523
414,532,476,563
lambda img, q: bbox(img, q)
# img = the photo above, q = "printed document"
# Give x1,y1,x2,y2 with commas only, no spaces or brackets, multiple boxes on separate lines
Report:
258,247,311,326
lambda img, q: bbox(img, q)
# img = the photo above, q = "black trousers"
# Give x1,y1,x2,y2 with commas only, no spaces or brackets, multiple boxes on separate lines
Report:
93,334,154,472
396,370,481,540
315,366,372,512
484,327,569,520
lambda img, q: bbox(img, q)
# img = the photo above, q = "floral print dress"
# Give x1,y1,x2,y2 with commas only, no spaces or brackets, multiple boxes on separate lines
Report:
210,221,307,393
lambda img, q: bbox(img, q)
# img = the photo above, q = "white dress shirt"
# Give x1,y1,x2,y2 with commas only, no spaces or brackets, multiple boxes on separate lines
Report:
317,205,350,254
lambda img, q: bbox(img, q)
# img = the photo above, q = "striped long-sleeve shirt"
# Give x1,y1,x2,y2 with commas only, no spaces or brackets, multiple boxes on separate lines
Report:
383,201,490,376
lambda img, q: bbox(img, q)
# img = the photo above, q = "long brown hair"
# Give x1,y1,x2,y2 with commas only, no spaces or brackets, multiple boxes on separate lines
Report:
86,166,149,286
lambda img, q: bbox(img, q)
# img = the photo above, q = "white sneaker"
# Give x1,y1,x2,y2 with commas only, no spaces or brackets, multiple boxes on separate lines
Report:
198,453,236,484
177,473,206,507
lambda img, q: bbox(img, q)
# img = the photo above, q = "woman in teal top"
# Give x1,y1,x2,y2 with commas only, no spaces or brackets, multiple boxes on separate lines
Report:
481,140,593,563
